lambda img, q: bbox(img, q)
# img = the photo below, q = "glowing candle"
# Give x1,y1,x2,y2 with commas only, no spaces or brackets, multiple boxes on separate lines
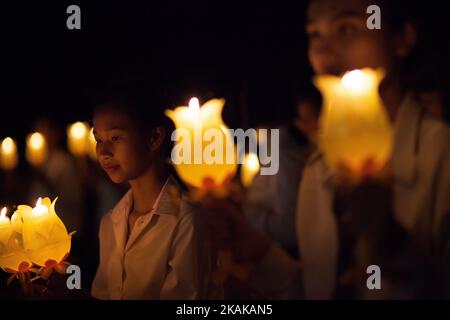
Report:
165,97,237,188
241,152,260,187
67,121,90,157
0,208,31,272
0,208,12,247
26,132,48,167
0,137,18,171
18,197,71,266
314,68,393,179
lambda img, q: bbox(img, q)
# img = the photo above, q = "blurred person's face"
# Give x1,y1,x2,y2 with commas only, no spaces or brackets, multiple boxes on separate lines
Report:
93,108,153,184
295,102,319,143
306,0,410,76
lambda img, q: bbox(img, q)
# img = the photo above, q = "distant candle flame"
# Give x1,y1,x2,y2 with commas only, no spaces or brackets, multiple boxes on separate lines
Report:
0,207,7,219
1,137,15,154
70,122,88,140
29,132,45,150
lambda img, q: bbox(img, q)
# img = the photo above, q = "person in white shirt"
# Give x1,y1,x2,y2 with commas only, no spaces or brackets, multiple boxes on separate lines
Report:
90,92,220,299
202,0,450,299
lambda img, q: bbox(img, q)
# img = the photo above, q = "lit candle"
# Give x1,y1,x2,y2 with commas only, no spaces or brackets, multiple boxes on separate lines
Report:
19,197,71,266
165,97,237,188
241,152,260,187
0,208,31,272
0,207,12,247
67,121,90,157
0,137,18,171
314,68,393,179
26,132,48,167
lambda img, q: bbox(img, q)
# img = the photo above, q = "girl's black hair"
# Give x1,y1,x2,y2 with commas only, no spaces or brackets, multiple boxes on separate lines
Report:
92,83,189,188
92,81,175,157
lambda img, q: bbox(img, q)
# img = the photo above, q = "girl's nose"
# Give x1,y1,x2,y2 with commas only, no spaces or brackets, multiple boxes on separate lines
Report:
96,141,113,159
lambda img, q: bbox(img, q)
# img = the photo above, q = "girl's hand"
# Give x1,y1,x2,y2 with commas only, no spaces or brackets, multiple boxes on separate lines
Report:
201,194,271,264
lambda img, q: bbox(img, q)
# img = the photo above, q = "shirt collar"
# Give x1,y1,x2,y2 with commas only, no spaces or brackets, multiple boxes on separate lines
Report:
111,175,183,223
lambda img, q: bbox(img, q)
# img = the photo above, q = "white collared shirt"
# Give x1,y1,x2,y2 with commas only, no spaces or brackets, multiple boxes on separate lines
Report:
91,176,221,300
250,93,450,299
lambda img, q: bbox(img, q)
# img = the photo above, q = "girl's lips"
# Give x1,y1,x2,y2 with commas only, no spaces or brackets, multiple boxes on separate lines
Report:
103,165,120,173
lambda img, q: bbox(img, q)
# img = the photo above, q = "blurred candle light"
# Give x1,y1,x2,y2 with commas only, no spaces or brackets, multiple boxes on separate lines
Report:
0,137,18,171
0,208,12,247
314,68,393,180
67,121,90,157
26,132,48,167
165,97,237,188
87,128,97,160
241,152,260,187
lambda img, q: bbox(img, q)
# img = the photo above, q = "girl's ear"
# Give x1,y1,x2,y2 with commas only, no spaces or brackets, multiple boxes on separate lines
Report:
395,22,417,58
149,127,166,152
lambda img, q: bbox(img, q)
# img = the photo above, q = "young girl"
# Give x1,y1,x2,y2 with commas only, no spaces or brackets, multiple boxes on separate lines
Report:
203,0,450,299
90,93,219,299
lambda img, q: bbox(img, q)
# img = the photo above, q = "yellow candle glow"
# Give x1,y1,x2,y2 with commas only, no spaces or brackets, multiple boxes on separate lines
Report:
241,152,260,187
314,68,393,178
87,128,97,160
165,97,237,188
0,208,31,272
0,208,12,247
26,132,48,167
67,121,90,157
18,197,71,266
0,137,18,171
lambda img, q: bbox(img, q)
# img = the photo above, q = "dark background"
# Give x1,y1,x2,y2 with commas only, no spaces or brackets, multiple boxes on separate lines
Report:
4,0,450,139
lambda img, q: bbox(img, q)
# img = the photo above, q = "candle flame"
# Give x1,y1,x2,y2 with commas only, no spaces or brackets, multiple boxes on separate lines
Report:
341,69,369,92
188,97,200,116
36,197,42,207
1,137,15,153
29,132,45,150
70,122,88,139
0,207,7,219
245,153,260,172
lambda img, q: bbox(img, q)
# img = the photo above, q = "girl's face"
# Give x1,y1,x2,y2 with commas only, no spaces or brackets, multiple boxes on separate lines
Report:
306,0,397,76
93,109,153,184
